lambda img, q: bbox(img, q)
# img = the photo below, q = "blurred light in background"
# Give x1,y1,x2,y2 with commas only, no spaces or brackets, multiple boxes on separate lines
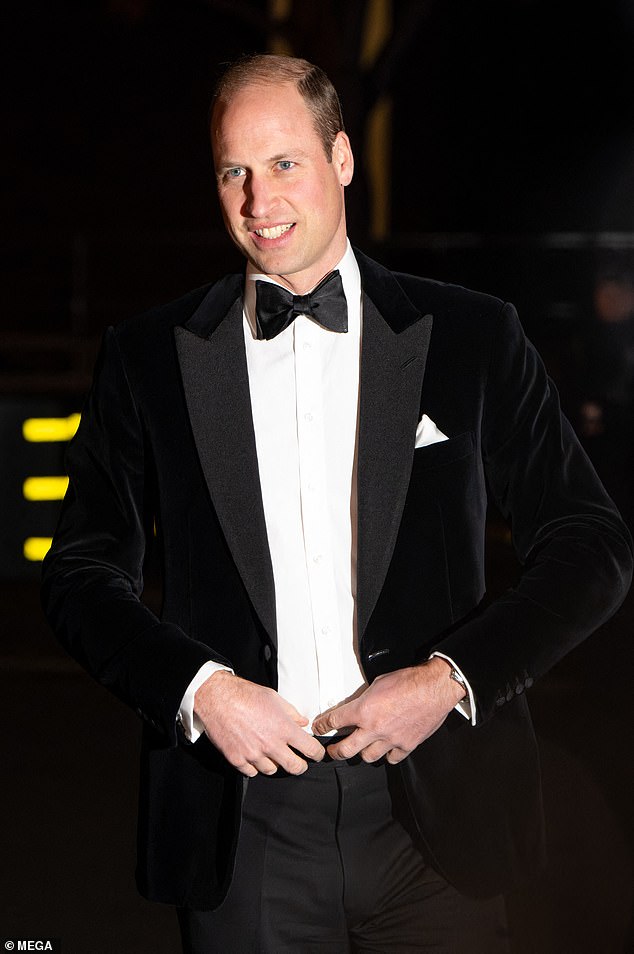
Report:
23,414,80,443
0,401,79,577
23,477,69,501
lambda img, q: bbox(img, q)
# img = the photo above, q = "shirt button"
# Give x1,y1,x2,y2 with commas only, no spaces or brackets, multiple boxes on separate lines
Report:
303,342,311,351
321,626,330,635
304,413,313,422
313,554,323,564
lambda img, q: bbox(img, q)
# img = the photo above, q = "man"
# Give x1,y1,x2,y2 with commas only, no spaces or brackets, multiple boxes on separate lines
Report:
41,54,632,953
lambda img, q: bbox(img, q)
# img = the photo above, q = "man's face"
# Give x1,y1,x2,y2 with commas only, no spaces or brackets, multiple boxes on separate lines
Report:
211,81,354,294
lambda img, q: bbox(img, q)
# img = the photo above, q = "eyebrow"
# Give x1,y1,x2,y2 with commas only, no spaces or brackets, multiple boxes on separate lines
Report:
217,150,309,171
268,151,308,162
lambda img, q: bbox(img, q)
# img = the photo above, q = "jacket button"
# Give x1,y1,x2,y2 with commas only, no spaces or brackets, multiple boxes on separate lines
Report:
263,645,272,662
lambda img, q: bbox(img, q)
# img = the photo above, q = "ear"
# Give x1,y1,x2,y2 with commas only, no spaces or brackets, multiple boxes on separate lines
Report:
332,131,354,187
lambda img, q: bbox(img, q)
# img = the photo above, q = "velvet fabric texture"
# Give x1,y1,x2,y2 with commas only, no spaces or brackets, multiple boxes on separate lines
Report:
41,249,632,907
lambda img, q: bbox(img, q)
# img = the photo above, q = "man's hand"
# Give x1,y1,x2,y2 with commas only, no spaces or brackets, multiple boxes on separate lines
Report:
194,671,325,777
312,657,466,764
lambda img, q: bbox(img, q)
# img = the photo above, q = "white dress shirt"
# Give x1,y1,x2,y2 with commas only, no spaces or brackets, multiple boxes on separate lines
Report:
242,242,366,727
179,242,474,740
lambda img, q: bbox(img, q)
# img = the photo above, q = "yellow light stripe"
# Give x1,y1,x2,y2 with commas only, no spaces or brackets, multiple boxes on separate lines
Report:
23,476,69,501
23,537,53,562
22,414,80,443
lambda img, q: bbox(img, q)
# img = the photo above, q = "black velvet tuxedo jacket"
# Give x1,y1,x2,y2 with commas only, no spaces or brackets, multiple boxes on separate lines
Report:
41,248,632,908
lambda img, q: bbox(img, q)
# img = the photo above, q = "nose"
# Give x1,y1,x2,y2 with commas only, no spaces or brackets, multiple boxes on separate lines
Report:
242,173,276,219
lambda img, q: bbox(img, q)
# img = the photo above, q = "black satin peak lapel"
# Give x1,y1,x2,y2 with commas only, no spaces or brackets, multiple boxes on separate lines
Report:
174,298,277,644
356,294,433,641
174,260,432,647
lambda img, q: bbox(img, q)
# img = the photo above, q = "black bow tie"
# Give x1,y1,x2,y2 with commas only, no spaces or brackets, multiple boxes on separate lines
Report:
255,270,348,340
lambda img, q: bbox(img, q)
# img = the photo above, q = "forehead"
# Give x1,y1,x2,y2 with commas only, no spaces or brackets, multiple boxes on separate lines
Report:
212,81,320,160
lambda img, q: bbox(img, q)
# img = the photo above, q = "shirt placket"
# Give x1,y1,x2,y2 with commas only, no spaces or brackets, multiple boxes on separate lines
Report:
294,317,346,713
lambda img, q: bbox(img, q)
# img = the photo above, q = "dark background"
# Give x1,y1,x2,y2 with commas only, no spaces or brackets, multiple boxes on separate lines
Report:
2,1,634,951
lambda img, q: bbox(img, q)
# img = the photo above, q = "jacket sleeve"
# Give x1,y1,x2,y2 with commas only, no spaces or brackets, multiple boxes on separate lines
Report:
40,327,229,743
432,302,633,723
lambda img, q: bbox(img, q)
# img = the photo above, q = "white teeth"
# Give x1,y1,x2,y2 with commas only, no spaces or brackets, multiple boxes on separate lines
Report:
254,223,293,239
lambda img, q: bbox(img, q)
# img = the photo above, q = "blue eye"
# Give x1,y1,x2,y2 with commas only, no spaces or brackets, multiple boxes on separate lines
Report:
278,160,294,171
226,167,244,179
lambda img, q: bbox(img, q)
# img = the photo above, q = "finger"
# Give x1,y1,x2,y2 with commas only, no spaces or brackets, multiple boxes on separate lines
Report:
278,697,310,726
236,761,258,778
359,740,391,763
326,729,371,761
281,732,326,775
312,700,356,737
259,748,311,776
280,752,310,776
385,747,409,765
251,756,280,776
291,733,326,763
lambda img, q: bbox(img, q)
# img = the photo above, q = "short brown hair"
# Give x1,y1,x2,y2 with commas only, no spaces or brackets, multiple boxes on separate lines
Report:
211,53,345,160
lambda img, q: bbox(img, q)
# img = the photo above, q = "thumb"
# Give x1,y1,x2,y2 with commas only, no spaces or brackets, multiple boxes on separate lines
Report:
278,695,309,726
312,699,356,736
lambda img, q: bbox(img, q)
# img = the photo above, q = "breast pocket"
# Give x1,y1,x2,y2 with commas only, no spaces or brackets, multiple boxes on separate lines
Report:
413,430,475,473
378,428,483,647
407,428,485,627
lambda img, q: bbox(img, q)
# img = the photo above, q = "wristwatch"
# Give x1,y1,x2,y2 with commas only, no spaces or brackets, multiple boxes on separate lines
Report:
449,666,467,693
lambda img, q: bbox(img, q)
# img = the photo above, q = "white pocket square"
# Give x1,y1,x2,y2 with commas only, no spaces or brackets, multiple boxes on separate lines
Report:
415,414,449,448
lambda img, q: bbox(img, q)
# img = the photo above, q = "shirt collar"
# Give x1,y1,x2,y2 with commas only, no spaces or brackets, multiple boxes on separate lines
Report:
243,240,361,339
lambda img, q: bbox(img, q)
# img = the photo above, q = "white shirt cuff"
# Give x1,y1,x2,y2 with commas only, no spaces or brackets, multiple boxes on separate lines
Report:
177,660,234,742
429,652,476,725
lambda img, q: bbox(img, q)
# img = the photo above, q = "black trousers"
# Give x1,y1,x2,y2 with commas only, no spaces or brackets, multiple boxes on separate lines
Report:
178,753,509,953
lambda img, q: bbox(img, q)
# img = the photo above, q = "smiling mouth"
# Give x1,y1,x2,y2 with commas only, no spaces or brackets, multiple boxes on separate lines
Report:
253,223,294,239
